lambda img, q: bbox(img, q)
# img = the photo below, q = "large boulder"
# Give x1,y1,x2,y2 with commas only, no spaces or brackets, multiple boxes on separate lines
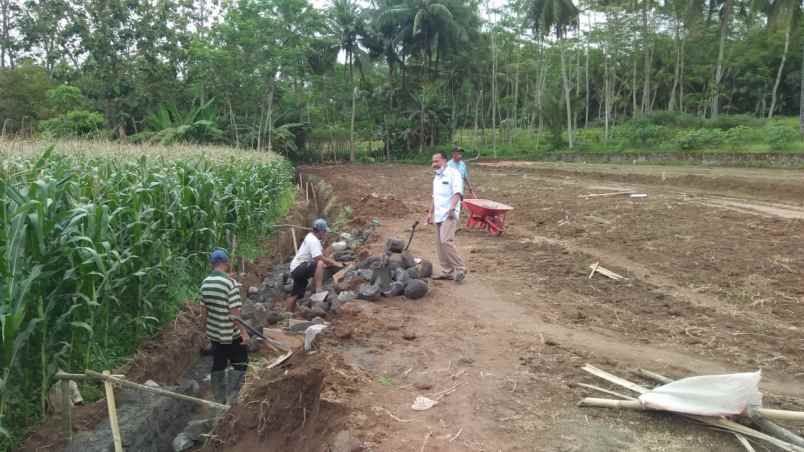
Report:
404,279,428,299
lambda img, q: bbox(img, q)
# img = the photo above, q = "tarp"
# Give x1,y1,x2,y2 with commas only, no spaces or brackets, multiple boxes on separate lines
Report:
639,371,762,417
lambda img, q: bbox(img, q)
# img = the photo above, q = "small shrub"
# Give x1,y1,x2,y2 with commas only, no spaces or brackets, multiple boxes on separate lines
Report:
674,128,724,150
766,125,799,150
613,122,672,146
703,114,764,130
39,110,106,137
644,111,701,128
723,126,762,149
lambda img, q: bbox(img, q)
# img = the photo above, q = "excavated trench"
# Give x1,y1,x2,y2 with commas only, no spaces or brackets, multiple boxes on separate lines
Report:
52,176,358,452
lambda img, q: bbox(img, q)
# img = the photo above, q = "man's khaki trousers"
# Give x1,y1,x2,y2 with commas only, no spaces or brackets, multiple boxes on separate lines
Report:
435,218,465,275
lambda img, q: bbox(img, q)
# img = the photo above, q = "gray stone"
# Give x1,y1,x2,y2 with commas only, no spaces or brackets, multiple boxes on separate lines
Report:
247,286,259,296
183,418,215,441
406,267,419,280
386,238,405,253
400,252,417,269
358,256,382,270
356,269,374,282
334,251,355,262
283,279,294,293
177,379,200,396
337,291,356,303
311,291,328,303
339,232,354,242
417,260,433,279
382,281,405,297
404,279,428,299
393,267,410,285
310,305,327,317
357,282,381,301
172,432,194,452
332,241,349,252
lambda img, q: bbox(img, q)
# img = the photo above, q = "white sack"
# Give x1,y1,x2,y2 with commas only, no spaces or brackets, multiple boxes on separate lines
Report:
638,371,762,417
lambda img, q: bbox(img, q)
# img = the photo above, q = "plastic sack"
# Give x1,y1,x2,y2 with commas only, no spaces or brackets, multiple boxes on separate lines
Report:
304,324,328,351
638,371,762,417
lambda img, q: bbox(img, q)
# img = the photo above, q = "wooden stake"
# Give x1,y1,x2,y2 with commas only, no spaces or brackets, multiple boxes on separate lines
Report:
61,380,73,442
290,227,298,250
85,370,228,411
305,182,310,202
103,371,124,452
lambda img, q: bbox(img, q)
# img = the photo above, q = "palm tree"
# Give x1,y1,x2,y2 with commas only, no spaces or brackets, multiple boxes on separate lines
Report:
525,0,580,148
378,0,463,78
329,0,367,83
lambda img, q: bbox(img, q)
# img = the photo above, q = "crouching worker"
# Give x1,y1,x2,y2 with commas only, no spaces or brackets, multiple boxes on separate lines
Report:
285,218,343,312
201,249,249,404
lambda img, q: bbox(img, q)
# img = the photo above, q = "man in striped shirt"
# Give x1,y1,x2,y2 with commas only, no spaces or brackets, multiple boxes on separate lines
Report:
201,249,249,404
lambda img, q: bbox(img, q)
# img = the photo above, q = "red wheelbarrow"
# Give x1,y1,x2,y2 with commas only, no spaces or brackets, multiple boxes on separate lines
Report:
462,198,513,236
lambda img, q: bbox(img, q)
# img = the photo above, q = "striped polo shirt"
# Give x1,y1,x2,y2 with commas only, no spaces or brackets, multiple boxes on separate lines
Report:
200,271,242,343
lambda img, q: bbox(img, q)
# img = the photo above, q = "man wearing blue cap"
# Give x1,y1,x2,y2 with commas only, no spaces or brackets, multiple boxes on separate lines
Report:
285,218,343,312
201,248,249,404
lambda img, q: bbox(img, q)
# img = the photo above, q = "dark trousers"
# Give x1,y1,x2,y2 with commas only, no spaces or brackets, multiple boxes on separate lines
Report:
211,338,248,372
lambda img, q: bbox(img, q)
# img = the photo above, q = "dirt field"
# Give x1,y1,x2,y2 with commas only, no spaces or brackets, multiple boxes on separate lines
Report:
298,161,804,451
22,161,803,452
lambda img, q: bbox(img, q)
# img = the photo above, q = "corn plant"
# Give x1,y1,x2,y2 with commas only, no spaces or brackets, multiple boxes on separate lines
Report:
0,143,293,448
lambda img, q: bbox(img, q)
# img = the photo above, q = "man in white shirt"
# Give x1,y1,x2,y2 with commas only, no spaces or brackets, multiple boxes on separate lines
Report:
285,218,343,312
426,152,466,282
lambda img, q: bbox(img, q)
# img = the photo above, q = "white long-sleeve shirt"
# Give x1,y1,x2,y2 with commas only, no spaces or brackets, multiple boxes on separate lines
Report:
432,166,464,223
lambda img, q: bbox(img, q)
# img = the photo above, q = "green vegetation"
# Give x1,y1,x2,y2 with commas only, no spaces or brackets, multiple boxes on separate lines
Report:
2,0,804,162
0,142,293,448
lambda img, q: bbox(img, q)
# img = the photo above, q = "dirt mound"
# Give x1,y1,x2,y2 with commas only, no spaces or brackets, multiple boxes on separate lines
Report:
120,301,207,384
353,193,410,219
203,352,352,452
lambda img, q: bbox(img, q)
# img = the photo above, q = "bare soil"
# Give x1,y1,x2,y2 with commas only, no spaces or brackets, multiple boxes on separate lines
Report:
23,161,804,452
299,162,804,451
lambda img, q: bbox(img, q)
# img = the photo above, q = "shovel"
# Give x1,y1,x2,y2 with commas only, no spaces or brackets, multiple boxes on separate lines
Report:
230,315,289,351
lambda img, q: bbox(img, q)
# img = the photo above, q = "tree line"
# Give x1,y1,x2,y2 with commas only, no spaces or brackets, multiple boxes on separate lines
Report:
0,0,802,158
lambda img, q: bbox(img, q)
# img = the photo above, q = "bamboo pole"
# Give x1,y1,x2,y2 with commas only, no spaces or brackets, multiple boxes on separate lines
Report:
290,227,298,251
103,371,124,452
580,365,804,452
62,380,72,442
268,224,312,231
55,371,124,381
84,370,229,411
578,397,804,424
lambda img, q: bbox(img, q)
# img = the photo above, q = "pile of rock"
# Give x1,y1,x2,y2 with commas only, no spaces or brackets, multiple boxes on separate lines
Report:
241,230,433,323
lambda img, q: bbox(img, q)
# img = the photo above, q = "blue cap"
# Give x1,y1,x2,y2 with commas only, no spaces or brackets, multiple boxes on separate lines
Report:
209,249,229,265
312,218,330,232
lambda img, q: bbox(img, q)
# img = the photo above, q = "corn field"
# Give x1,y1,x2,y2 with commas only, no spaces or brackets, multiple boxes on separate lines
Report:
0,142,293,447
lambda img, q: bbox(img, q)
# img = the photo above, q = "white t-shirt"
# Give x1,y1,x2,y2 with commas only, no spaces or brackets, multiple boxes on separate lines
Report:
432,166,464,223
290,232,323,272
